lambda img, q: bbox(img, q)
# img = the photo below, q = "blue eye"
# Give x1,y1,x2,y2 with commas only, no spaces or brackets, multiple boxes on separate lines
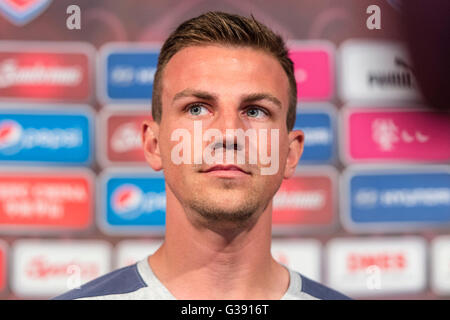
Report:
246,107,267,119
188,104,208,116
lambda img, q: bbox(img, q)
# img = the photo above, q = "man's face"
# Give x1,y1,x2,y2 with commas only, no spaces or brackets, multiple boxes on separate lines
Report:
146,45,302,227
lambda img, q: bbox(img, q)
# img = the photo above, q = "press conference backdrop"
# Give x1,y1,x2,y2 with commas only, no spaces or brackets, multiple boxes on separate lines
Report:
0,0,449,300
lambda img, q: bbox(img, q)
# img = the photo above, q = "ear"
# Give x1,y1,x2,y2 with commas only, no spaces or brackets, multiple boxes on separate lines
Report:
142,119,163,171
283,129,304,179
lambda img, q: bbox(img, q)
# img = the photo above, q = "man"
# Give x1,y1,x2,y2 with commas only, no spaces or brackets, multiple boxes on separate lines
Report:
54,11,350,300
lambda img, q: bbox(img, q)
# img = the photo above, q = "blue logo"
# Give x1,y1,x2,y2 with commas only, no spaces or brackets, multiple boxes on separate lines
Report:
0,0,52,26
102,172,166,233
342,166,450,232
294,106,336,164
0,108,93,165
101,46,159,102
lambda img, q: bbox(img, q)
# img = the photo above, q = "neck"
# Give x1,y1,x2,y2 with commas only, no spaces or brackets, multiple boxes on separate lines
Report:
148,186,289,300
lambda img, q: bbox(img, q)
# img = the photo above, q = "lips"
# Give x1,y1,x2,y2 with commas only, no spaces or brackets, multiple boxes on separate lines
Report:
202,165,250,175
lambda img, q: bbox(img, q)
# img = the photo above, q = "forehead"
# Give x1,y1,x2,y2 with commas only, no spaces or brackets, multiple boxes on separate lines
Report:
161,45,289,106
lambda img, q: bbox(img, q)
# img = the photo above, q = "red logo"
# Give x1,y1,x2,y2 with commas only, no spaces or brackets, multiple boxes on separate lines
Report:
26,255,99,279
100,108,149,167
347,253,407,272
0,42,93,101
0,170,93,231
272,171,335,226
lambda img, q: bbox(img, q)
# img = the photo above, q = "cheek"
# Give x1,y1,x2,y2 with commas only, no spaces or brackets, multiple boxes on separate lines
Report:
253,171,284,202
264,132,289,162
278,139,290,163
158,125,180,166
159,131,172,161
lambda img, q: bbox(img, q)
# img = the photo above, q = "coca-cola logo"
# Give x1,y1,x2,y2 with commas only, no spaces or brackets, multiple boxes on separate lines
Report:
25,255,99,279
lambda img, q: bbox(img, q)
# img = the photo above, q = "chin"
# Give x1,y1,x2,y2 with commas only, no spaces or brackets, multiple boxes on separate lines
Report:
188,193,263,225
202,198,250,215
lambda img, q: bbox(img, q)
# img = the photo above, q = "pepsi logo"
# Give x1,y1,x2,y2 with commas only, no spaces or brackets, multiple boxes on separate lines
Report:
111,184,143,216
0,119,22,149
0,0,52,26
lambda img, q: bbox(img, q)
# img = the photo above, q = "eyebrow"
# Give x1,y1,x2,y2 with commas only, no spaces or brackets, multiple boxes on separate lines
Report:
172,89,282,109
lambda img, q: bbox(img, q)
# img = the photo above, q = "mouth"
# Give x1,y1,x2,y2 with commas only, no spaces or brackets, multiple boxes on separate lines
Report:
201,165,250,178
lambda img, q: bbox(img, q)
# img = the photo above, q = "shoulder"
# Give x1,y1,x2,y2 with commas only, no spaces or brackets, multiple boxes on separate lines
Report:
52,263,147,300
299,273,352,300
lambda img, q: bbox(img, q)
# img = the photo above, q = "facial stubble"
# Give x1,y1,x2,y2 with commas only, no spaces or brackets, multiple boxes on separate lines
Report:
184,175,273,229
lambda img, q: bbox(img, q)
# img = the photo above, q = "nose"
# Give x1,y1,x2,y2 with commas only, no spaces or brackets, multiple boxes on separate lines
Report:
214,105,245,131
209,105,245,151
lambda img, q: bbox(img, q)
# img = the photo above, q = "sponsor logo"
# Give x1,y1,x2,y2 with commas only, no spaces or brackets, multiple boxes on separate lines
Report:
343,108,450,163
272,167,336,229
342,166,450,232
0,42,93,101
110,183,165,221
294,106,336,164
101,171,166,234
0,119,82,154
26,255,99,280
274,190,325,210
0,58,82,88
347,252,406,272
288,41,334,101
353,188,450,208
109,184,165,220
111,184,143,214
99,44,160,102
12,240,111,297
271,239,321,281
99,108,148,167
111,122,142,153
110,64,155,87
431,236,450,295
0,0,51,26
0,108,92,165
339,40,421,102
368,57,414,89
0,119,22,150
326,237,426,296
0,169,93,232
